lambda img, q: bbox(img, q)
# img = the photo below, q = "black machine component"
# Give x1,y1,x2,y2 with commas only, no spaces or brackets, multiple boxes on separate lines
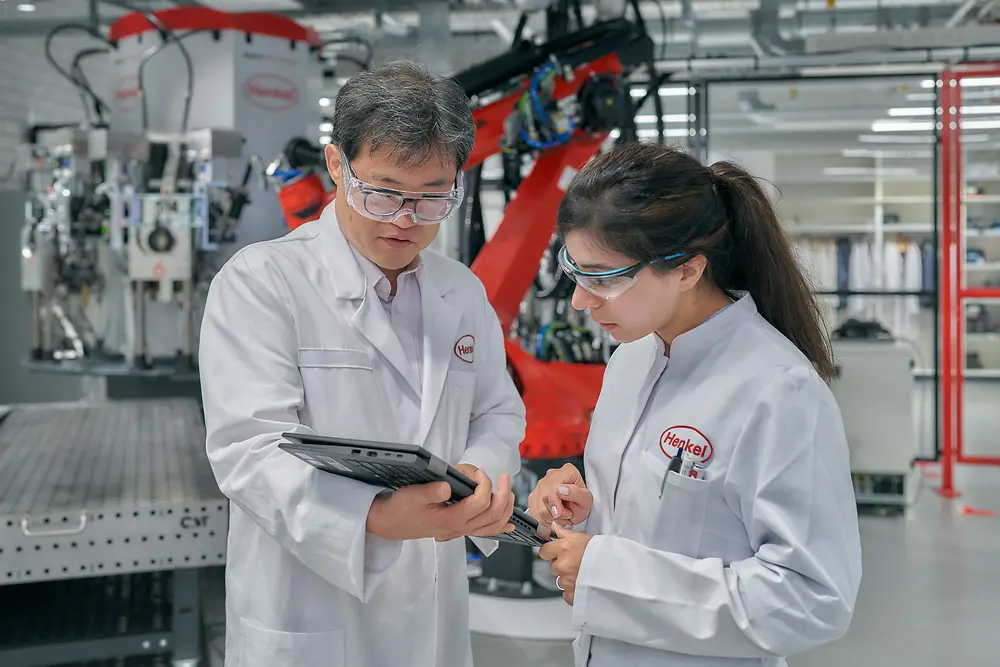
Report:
284,137,326,170
832,318,895,341
452,16,654,99
143,143,170,193
147,225,176,254
458,164,487,267
577,74,630,133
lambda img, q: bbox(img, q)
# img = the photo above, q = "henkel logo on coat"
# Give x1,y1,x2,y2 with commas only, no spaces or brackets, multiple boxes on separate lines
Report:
659,425,714,464
454,335,475,364
242,73,300,112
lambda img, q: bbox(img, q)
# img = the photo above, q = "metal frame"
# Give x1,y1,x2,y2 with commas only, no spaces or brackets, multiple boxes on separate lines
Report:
937,64,1000,498
699,70,945,467
0,399,228,584
0,398,226,665
0,569,201,667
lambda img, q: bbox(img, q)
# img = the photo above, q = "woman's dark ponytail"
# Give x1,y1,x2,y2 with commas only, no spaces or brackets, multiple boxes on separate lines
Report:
710,162,837,381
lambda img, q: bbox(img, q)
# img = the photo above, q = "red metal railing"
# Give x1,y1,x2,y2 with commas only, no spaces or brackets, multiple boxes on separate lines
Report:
937,66,1000,498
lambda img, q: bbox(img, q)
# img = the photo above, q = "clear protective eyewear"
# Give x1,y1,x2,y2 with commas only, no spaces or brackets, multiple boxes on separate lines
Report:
341,151,464,225
558,244,686,300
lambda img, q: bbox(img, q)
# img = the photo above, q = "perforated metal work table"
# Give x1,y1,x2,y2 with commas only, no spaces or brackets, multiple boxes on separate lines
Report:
0,399,229,667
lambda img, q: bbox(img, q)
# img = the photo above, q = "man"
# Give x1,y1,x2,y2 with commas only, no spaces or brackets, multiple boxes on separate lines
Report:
199,60,526,667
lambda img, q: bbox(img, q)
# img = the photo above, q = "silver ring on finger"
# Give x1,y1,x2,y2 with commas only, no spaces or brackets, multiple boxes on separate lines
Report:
555,576,565,591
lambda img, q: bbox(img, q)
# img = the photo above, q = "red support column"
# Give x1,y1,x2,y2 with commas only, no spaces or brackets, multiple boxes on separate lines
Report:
953,79,966,467
937,71,960,497
953,67,1000,466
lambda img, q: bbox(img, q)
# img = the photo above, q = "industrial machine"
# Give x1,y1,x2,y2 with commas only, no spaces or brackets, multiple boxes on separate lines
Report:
20,6,319,377
21,125,251,372
829,321,922,510
3,7,322,667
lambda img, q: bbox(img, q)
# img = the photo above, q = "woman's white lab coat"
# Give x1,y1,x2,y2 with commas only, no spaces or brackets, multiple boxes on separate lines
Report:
571,295,862,667
199,206,525,667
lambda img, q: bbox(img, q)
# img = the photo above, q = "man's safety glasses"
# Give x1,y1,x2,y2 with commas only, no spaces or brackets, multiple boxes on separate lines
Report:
341,152,464,225
557,245,687,299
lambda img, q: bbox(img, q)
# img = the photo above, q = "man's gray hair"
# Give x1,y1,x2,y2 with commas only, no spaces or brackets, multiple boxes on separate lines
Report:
331,60,476,169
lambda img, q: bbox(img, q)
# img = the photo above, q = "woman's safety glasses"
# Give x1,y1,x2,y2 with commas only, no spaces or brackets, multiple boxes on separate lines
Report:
341,152,464,225
557,245,686,299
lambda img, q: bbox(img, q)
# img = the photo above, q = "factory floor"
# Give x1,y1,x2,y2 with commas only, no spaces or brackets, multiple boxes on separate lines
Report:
201,381,1000,667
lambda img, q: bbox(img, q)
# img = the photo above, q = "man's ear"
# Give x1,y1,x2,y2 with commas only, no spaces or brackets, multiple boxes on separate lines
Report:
325,144,343,187
678,255,708,292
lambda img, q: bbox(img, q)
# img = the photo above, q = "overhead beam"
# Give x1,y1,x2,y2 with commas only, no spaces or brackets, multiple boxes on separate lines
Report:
945,0,982,27
0,0,965,40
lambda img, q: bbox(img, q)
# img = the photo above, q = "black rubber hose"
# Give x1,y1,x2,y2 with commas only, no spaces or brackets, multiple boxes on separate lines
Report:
651,63,665,144
44,25,114,123
136,16,197,133
71,47,109,124
322,36,375,68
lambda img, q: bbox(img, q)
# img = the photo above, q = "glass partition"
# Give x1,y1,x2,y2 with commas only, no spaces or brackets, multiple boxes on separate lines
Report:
706,75,939,462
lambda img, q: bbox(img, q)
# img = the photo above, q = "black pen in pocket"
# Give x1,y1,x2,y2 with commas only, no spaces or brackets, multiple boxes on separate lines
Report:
659,451,686,497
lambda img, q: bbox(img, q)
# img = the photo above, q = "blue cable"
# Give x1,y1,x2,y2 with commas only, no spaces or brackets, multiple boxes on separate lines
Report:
524,63,574,149
272,168,303,184
536,323,550,358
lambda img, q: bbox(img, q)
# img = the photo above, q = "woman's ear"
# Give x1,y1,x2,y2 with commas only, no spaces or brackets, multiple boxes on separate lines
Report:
325,144,343,187
677,255,709,292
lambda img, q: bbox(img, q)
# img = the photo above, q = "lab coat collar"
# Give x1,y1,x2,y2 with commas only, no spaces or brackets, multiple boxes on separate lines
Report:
349,244,424,304
665,293,756,368
417,277,461,445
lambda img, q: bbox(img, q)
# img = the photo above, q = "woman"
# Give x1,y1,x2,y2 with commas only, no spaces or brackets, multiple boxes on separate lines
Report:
529,143,862,667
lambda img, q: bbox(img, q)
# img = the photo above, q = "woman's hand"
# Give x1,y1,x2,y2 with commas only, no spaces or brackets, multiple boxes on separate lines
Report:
527,463,593,534
538,523,594,605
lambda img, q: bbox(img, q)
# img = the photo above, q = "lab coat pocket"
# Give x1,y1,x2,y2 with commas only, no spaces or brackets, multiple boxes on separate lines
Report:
297,348,374,435
239,618,345,667
297,347,372,369
640,451,710,557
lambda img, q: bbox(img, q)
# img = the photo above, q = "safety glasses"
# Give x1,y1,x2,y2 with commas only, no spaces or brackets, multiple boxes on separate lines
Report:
558,245,686,299
341,151,464,225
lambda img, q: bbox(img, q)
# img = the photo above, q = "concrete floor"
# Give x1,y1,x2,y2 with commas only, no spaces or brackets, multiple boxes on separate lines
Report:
204,381,1000,667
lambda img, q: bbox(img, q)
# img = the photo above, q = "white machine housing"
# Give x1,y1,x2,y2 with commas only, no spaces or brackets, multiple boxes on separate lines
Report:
108,13,321,249
24,10,322,368
830,339,921,507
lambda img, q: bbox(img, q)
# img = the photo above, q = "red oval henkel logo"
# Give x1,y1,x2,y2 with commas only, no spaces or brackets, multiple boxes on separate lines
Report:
242,73,300,112
114,74,141,111
659,425,714,465
454,335,475,364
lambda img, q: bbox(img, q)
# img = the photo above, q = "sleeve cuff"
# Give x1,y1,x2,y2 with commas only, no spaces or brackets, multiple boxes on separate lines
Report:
571,533,608,632
361,533,403,598
320,479,401,602
468,536,499,557
458,441,507,485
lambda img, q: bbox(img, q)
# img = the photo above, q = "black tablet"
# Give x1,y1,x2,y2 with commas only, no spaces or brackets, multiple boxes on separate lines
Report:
279,432,550,547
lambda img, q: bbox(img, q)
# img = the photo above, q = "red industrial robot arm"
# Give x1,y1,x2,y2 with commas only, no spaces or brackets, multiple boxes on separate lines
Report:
465,53,622,333
463,55,624,459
